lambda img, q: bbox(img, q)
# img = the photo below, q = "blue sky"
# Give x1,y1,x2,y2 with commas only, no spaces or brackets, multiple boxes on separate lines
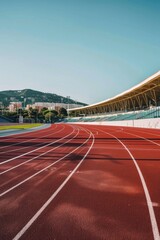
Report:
0,0,159,104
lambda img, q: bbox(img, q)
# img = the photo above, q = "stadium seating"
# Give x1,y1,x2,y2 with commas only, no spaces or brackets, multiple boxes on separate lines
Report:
66,107,160,123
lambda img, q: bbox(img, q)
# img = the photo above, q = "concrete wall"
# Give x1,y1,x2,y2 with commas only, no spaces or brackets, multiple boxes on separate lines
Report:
71,118,160,129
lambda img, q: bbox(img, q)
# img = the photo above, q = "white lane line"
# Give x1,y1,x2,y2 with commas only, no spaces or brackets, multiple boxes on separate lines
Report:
0,125,65,153
0,126,90,196
122,130,160,147
0,125,75,165
99,128,160,240
0,124,59,150
0,123,53,141
0,125,56,149
11,131,95,240
130,128,160,138
0,127,79,175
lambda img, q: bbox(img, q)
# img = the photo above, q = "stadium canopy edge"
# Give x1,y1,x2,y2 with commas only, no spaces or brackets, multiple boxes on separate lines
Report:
68,71,160,117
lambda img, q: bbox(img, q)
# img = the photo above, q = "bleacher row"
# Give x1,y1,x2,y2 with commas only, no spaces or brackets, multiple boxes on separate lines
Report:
67,107,160,123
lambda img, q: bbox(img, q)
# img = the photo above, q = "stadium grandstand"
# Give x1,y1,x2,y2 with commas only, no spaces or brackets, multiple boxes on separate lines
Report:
67,71,160,128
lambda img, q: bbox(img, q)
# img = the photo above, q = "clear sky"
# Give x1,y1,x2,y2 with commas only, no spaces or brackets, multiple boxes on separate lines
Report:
0,0,159,104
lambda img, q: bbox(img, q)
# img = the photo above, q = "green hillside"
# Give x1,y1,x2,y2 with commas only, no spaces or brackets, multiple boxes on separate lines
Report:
0,89,87,107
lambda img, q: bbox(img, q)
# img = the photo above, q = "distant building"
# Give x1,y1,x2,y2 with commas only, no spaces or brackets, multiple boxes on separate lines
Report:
26,102,84,112
9,102,22,112
26,102,56,112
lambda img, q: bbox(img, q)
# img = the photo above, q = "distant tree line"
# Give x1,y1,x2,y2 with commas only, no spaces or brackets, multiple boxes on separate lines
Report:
0,107,68,123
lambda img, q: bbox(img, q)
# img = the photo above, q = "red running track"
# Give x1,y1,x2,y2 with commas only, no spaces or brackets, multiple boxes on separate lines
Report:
0,123,160,240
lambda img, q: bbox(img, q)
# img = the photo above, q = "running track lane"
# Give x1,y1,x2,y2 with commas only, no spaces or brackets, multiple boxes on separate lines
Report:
0,124,160,240
0,124,93,239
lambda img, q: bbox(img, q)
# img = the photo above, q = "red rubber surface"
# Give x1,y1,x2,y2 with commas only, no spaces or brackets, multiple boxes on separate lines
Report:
0,123,160,240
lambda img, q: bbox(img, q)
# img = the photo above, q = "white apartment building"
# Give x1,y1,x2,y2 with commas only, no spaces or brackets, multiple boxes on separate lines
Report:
9,102,22,112
26,102,84,112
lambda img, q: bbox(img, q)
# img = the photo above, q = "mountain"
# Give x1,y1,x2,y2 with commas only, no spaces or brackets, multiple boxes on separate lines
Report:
0,89,87,107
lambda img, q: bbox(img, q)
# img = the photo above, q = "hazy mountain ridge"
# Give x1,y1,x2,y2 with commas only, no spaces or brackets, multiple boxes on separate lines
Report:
0,89,87,107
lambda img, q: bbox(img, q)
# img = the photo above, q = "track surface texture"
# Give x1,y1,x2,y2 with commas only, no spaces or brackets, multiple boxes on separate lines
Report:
0,123,160,240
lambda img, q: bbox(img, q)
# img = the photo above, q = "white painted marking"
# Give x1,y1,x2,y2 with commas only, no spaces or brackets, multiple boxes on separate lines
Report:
152,202,159,207
0,125,64,154
0,123,52,140
0,125,58,150
122,130,160,147
130,128,160,138
0,126,75,165
99,128,160,240
0,127,78,175
12,130,95,240
0,127,91,196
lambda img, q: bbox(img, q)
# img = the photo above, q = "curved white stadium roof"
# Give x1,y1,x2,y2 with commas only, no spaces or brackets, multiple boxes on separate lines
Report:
69,71,160,114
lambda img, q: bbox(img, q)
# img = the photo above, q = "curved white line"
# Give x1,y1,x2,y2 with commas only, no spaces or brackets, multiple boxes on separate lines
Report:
0,125,91,196
122,130,160,147
98,127,160,240
0,126,78,175
131,128,160,138
0,124,59,150
0,125,75,165
0,123,52,140
0,125,65,154
12,128,95,240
